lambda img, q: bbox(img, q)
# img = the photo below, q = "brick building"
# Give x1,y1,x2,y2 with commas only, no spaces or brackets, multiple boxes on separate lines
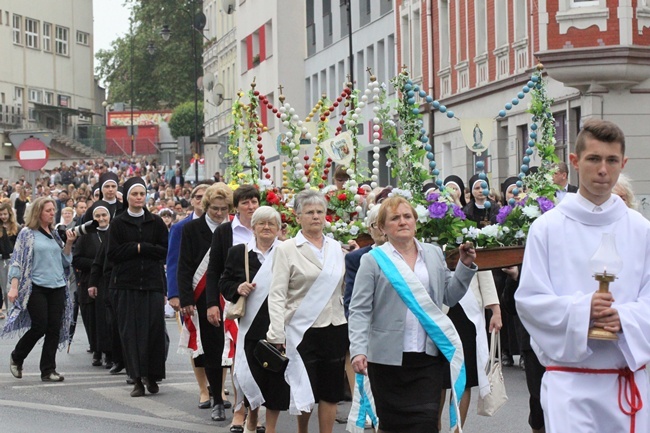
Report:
396,0,650,213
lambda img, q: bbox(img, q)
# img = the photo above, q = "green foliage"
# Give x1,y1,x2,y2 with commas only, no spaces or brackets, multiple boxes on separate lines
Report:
168,101,204,144
96,0,204,110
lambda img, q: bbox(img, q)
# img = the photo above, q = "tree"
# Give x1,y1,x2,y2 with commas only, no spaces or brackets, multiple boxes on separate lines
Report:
95,0,204,110
169,101,204,145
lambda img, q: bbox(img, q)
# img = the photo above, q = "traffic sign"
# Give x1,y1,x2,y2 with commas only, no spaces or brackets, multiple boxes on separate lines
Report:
17,138,49,171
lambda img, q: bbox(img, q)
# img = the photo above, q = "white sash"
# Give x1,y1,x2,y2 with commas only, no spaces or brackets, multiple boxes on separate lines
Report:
458,281,490,398
233,248,276,411
285,238,344,414
177,248,210,357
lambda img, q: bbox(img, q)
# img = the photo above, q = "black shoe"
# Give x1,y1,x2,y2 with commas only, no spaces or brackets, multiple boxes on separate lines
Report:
223,399,232,409
211,403,226,421
92,358,102,367
10,355,22,379
42,371,65,382
109,363,124,375
501,354,514,367
519,356,526,371
130,379,145,397
229,426,244,433
126,378,135,385
143,377,159,394
198,399,211,409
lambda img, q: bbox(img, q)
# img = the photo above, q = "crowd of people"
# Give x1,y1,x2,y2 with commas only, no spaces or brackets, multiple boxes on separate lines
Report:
1,119,649,433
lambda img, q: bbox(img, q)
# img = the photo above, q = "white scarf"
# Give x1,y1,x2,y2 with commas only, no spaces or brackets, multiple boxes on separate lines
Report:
233,247,277,411
285,238,344,414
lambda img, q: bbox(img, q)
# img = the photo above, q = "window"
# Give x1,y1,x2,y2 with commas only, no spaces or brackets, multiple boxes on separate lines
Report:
400,15,410,69
44,91,54,105
475,0,487,55
12,14,21,45
380,0,392,15
307,0,316,55
359,0,371,26
514,1,527,41
15,87,23,104
340,0,350,37
25,18,39,49
76,31,89,46
55,26,69,55
28,88,42,103
571,0,599,6
43,22,52,52
495,0,508,48
323,0,333,47
412,8,422,77
58,95,70,107
439,0,450,69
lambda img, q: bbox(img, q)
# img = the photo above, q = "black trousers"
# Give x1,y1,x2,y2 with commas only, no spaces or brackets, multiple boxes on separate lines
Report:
12,286,66,376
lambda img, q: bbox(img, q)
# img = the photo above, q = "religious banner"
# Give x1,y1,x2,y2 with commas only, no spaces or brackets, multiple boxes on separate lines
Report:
460,118,493,154
322,131,354,165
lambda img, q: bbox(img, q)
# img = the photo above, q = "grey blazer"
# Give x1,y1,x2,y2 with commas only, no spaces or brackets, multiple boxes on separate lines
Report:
348,242,476,366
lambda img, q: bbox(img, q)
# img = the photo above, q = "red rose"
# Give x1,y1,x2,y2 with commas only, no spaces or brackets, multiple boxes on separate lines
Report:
325,215,333,222
357,188,366,196
337,193,347,201
266,191,280,205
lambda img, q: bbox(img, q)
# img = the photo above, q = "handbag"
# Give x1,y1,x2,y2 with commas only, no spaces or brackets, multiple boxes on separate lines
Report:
477,329,508,416
225,244,248,320
254,340,289,373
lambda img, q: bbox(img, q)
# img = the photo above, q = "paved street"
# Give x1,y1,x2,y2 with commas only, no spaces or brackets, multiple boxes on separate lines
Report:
0,317,532,432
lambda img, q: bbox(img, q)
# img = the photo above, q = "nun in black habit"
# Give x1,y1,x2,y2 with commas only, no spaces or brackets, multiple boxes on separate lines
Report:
107,177,168,397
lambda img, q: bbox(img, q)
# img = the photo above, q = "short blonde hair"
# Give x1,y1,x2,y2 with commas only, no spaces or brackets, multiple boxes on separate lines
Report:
202,182,233,212
25,197,57,230
377,196,417,230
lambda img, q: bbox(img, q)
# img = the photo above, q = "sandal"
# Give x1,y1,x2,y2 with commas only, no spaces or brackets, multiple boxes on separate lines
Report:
256,427,266,433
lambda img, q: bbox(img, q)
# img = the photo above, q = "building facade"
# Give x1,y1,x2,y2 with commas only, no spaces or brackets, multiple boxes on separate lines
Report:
305,0,396,185
396,0,650,210
0,0,102,168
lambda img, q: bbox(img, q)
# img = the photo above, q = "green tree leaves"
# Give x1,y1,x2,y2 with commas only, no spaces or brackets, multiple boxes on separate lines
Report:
95,0,204,111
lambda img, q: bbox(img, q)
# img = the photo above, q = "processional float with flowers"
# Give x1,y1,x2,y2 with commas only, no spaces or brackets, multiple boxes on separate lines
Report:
223,64,560,268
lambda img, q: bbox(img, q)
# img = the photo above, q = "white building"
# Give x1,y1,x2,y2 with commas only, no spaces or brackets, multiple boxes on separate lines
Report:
203,0,238,181
0,0,103,172
305,0,396,185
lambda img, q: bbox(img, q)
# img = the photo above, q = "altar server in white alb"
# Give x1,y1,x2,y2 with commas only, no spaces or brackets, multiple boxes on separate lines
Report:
515,119,650,433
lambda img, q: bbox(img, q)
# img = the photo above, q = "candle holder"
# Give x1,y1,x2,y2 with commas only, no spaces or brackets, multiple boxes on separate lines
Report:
588,233,622,341
587,271,618,340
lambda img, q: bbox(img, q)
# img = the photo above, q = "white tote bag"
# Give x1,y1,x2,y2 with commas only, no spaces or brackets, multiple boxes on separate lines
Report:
477,330,508,416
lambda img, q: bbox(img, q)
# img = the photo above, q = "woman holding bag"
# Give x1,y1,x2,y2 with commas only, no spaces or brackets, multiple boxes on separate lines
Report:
220,206,289,433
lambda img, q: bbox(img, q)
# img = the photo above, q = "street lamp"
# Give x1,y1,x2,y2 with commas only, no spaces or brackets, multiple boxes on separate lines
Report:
160,5,206,184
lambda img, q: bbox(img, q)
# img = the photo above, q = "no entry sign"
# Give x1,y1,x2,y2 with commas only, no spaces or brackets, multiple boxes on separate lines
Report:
17,138,49,171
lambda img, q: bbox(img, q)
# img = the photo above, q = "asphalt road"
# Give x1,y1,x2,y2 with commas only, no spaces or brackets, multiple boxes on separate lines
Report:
0,316,532,432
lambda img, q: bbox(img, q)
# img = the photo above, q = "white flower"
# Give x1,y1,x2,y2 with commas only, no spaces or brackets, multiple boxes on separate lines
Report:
321,185,337,194
515,230,526,239
386,159,393,167
462,226,480,240
480,225,500,239
522,205,541,219
349,225,360,236
325,232,335,239
259,179,272,190
388,188,413,201
455,236,464,244
414,204,428,223
501,226,510,233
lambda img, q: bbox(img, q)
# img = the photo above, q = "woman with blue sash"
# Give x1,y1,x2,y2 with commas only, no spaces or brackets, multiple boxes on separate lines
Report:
348,196,477,433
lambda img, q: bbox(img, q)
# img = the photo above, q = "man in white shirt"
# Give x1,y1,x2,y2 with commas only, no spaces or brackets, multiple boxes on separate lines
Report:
516,119,650,433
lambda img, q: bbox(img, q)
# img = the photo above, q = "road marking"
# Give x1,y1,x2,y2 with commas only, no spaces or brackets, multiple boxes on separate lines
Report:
0,399,229,433
92,387,208,424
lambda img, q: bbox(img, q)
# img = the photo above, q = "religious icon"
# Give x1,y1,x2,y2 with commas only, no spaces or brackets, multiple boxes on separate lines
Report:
460,118,493,154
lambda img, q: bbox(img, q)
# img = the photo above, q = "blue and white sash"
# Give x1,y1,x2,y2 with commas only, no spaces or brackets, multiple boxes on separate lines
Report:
370,244,466,431
233,247,277,411
346,372,379,433
285,238,344,414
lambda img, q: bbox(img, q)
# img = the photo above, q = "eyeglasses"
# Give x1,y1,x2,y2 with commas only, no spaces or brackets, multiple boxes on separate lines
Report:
370,223,378,229
255,221,277,228
193,195,203,200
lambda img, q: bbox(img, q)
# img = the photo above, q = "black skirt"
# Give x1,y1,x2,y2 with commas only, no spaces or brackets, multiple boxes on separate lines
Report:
244,338,290,410
112,289,166,381
368,352,444,432
443,303,478,389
